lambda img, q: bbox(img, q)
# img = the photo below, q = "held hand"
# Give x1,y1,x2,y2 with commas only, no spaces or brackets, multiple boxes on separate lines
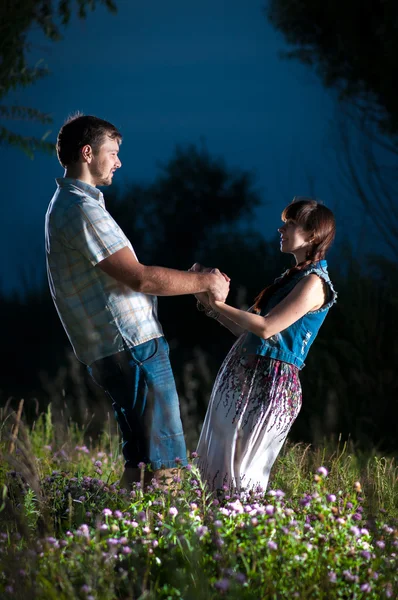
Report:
208,295,223,311
195,292,210,307
208,268,230,303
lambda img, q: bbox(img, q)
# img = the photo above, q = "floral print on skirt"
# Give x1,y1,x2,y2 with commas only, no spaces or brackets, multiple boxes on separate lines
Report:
196,336,302,492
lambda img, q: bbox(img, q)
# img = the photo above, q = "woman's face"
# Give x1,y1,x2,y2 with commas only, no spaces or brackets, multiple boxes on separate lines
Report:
278,219,313,257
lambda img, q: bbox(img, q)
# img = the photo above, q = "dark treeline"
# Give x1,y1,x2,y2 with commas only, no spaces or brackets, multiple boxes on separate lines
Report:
1,145,397,454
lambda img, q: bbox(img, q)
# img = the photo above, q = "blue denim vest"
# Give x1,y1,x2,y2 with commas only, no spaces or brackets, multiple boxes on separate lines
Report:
240,260,337,369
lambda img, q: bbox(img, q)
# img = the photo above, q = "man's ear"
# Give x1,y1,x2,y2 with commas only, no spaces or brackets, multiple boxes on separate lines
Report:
81,144,93,163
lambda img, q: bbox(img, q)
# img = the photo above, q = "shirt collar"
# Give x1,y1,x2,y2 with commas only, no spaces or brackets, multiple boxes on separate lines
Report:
56,177,105,207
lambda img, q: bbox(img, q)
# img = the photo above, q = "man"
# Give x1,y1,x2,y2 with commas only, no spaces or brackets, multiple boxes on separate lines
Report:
45,114,229,488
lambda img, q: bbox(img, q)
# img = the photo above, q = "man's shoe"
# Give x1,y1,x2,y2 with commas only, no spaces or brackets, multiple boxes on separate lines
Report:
119,467,152,489
153,467,180,493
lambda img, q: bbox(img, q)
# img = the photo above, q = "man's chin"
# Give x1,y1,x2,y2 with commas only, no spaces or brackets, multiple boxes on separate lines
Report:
98,177,113,187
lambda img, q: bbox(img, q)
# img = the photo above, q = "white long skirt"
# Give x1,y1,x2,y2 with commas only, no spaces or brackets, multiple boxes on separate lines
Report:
196,336,302,492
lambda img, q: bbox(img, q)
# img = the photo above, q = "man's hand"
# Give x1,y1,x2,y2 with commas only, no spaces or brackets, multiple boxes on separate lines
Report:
189,263,230,303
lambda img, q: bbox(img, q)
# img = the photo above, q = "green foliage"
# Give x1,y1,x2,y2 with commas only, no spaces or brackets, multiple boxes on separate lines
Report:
0,0,117,156
266,0,398,137
0,411,397,599
23,487,41,531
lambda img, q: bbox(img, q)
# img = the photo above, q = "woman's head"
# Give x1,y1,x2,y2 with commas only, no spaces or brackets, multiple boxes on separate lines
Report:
253,198,335,312
278,197,336,263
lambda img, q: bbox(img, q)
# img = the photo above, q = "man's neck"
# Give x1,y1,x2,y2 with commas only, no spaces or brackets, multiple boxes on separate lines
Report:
64,168,96,188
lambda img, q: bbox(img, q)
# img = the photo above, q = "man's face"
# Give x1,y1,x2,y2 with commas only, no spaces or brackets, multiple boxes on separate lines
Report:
88,135,122,186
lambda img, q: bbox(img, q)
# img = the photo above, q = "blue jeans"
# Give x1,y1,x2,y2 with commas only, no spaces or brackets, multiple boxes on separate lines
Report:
88,336,187,469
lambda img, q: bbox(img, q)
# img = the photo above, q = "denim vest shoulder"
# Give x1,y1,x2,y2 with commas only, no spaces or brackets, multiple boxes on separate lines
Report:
241,260,337,369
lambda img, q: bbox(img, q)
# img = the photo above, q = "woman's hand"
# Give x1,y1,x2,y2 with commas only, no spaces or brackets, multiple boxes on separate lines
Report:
209,297,223,312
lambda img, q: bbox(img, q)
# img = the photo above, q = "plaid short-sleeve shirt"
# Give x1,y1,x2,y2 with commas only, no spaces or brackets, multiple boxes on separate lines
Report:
45,178,163,365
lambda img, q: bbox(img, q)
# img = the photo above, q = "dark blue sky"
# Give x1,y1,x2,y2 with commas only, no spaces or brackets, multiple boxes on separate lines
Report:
2,0,367,296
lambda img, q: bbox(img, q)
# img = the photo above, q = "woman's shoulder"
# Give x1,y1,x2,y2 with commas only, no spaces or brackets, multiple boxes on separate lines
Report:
301,260,337,309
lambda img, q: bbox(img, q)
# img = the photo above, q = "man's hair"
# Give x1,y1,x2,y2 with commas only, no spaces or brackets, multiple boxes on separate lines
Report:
56,113,122,168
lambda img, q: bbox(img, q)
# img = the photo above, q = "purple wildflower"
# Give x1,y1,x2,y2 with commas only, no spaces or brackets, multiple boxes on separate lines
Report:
77,524,90,538
107,538,119,546
268,541,278,551
196,526,208,539
384,583,393,598
169,507,178,517
317,466,328,477
81,585,91,593
46,537,57,545
102,508,112,517
214,579,230,592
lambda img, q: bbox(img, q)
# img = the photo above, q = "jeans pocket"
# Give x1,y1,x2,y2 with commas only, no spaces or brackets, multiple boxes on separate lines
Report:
130,337,160,366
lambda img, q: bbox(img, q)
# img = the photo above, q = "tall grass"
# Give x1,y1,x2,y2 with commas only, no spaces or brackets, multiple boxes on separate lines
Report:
0,405,397,599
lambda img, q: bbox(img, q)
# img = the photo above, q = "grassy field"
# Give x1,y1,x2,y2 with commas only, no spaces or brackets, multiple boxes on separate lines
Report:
0,404,397,599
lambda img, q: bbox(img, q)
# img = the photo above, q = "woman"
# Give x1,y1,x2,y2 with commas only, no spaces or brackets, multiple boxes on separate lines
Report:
194,197,337,492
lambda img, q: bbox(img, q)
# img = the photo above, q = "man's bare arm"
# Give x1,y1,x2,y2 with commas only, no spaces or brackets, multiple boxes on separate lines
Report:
98,247,230,300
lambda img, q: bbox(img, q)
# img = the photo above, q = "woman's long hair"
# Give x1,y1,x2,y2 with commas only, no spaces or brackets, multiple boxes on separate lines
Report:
253,198,336,313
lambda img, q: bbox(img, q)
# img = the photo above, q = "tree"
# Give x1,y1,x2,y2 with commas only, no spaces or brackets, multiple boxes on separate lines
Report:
0,0,116,157
266,0,398,139
333,105,398,257
266,0,398,255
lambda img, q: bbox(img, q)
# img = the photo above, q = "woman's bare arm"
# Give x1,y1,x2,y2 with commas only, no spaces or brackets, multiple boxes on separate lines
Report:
209,274,325,339
196,293,245,337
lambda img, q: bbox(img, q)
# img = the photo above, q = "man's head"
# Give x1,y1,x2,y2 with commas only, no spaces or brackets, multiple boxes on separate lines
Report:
56,114,122,186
